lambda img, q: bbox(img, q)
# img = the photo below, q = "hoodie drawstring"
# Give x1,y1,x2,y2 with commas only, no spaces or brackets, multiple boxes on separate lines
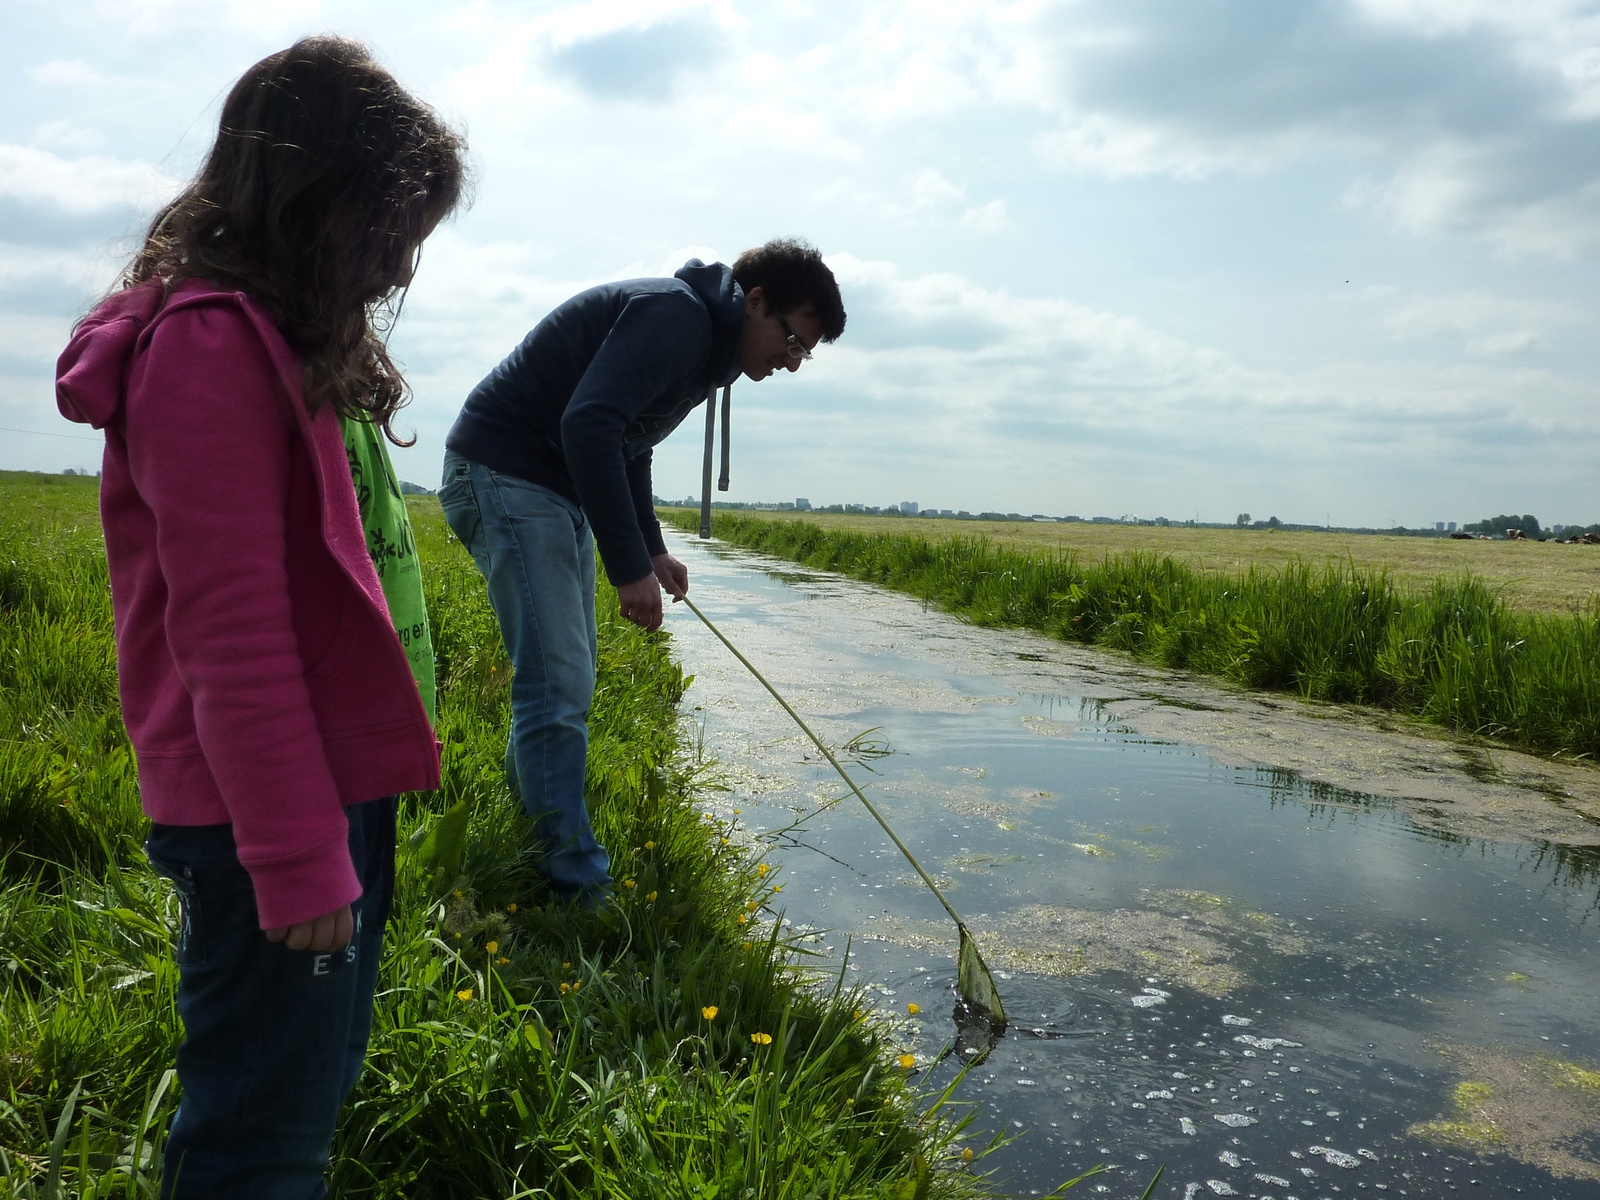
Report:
718,385,731,492
700,383,732,539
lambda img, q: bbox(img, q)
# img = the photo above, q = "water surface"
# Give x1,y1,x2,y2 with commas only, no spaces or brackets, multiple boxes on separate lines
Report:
661,531,1600,1198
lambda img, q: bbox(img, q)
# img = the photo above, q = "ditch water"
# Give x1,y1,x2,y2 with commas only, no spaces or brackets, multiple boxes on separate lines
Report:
658,530,1600,1199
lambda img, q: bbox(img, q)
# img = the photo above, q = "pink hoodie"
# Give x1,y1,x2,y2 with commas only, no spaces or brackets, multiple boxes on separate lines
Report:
57,278,440,929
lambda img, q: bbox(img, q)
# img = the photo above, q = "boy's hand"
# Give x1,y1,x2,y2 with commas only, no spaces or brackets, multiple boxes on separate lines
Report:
618,574,664,630
652,553,688,601
619,555,689,630
266,904,354,952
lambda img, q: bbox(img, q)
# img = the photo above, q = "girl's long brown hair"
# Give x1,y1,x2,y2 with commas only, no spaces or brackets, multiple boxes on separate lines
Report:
125,36,467,442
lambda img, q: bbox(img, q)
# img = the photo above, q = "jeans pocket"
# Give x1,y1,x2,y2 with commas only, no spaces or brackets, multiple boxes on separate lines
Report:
144,848,207,967
439,474,482,551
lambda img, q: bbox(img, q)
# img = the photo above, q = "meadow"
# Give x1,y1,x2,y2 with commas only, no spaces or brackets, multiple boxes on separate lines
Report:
661,508,1600,763
693,511,1600,617
0,472,1014,1199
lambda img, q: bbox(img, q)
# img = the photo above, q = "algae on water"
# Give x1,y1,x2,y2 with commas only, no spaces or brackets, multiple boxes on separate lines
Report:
1410,1042,1600,1180
864,891,1307,998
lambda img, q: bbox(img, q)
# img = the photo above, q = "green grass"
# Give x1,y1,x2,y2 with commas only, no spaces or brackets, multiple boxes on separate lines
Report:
663,509,1600,762
0,472,1033,1199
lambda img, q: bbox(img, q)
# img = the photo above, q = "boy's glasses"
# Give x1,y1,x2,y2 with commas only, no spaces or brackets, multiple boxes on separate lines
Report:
776,313,813,361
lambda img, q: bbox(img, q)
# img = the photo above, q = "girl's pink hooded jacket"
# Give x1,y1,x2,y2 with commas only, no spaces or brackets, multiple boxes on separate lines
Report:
56,279,440,929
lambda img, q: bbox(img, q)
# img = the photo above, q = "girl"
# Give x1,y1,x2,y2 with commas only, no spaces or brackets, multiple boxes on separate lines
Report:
55,37,465,1198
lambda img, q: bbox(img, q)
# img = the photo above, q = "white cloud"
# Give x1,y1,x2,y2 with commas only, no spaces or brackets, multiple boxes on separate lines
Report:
29,60,112,88
0,311,73,364
0,242,116,293
731,257,1596,479
87,0,323,37
524,0,743,49
0,144,180,216
999,0,1600,253
808,169,1007,229
31,121,106,153
959,198,1008,231
1377,290,1580,357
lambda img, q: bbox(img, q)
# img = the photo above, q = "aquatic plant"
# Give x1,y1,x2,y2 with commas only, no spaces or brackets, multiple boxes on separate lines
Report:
665,509,1600,761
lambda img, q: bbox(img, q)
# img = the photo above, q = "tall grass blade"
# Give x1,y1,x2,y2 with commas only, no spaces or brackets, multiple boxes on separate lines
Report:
43,1080,83,1200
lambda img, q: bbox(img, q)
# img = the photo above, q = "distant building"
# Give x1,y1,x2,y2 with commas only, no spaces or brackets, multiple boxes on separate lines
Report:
1448,521,1457,532
901,501,918,514
1435,521,1445,531
796,498,811,511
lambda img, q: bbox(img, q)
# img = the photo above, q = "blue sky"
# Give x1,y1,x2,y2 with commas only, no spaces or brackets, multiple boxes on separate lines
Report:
5,0,1600,527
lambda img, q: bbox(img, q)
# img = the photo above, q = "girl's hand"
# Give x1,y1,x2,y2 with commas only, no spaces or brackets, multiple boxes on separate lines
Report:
265,904,354,952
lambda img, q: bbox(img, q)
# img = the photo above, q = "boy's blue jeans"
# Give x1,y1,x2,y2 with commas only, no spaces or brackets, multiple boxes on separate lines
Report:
438,451,612,901
145,794,396,1200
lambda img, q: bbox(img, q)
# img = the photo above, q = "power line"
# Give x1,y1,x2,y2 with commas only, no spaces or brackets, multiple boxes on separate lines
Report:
0,425,101,443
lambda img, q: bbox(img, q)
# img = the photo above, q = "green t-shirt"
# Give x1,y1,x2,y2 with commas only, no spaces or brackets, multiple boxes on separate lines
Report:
341,415,437,726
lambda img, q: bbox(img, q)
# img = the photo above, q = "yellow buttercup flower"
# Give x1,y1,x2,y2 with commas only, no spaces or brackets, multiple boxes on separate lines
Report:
733,809,741,815
559,982,570,994
750,1032,772,1046
756,863,770,876
720,838,729,846
745,900,758,912
497,957,510,965
741,941,753,952
897,1054,915,1069
644,841,655,850
907,1003,920,1015
485,941,499,955
623,879,636,889
772,884,783,892
736,914,747,925
702,1005,718,1020
453,889,463,898
646,890,658,902
507,903,518,913
961,1148,974,1164
456,988,473,1001
563,962,571,970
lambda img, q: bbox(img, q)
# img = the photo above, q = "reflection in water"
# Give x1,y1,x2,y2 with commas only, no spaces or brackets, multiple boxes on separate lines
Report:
664,532,1600,1197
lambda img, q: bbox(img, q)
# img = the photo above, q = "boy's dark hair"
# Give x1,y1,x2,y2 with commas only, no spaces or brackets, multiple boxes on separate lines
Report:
732,238,846,342
124,36,468,442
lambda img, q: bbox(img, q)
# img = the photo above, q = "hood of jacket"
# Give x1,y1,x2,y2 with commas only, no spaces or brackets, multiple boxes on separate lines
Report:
674,258,745,389
57,284,169,430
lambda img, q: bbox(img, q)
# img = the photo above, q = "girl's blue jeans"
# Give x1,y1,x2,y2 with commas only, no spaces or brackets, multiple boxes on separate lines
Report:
438,451,612,902
145,794,396,1200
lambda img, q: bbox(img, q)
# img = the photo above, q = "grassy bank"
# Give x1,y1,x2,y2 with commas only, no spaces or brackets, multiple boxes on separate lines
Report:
663,508,1600,763
0,472,994,1198
682,509,1600,617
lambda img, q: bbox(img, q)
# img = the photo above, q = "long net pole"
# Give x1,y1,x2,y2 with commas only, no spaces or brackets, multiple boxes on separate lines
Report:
679,594,1005,1027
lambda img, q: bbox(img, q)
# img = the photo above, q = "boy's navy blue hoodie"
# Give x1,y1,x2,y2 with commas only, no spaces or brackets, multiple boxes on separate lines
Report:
445,259,745,586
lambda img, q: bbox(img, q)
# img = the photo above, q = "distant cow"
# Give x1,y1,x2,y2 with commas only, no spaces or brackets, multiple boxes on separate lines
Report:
1450,532,1472,540
1506,528,1528,540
